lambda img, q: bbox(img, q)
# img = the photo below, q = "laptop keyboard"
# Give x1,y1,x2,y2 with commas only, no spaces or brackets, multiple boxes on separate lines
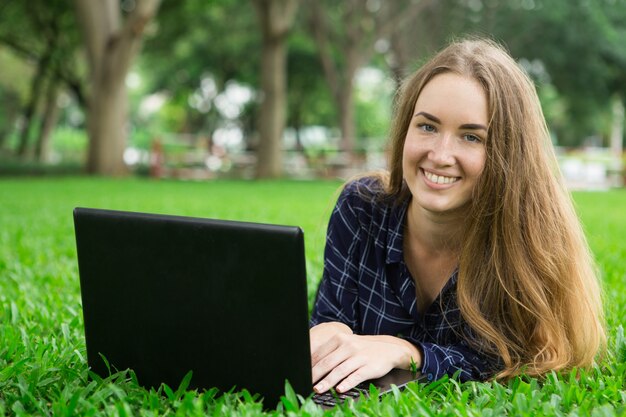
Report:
312,382,370,407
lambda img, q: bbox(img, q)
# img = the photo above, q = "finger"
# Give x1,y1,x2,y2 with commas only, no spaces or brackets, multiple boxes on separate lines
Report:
335,366,375,393
313,355,364,394
325,348,396,393
310,339,336,369
310,332,349,367
336,358,396,393
311,342,352,384
310,339,333,368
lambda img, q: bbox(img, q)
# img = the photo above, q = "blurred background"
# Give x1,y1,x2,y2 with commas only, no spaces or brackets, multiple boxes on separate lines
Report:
0,0,624,188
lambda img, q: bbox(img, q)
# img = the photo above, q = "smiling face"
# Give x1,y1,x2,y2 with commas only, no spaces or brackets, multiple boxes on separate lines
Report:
402,72,488,215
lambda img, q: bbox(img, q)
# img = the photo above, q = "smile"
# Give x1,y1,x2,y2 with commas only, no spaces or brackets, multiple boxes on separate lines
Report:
423,170,460,185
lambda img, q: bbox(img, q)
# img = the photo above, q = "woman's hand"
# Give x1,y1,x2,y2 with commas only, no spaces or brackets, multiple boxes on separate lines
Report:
309,322,422,393
310,321,353,353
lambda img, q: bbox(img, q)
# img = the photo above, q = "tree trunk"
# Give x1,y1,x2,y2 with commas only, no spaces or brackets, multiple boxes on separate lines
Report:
309,1,431,163
338,85,355,154
610,95,624,156
17,53,50,159
84,68,129,174
34,81,60,162
253,0,298,179
308,1,357,158
256,36,287,178
74,0,160,175
292,109,304,153
609,95,624,186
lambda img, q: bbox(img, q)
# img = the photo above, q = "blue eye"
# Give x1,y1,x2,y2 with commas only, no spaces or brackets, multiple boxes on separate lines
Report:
463,133,482,143
417,123,436,133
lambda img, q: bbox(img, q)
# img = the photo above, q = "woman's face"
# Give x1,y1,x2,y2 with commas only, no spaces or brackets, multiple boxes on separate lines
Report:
402,72,488,215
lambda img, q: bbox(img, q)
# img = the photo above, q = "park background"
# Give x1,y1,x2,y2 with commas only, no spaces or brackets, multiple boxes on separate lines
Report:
1,0,626,416
1,0,625,184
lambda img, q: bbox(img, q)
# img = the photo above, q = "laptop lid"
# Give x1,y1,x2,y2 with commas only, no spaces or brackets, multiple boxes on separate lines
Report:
73,207,312,406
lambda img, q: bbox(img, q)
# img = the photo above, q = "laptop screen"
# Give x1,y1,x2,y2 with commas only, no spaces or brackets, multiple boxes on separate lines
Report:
74,207,312,405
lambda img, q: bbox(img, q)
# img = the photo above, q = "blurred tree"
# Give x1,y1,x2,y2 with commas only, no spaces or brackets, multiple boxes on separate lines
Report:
140,0,260,143
406,0,626,146
306,0,432,159
354,68,394,143
33,83,61,162
0,0,83,162
488,0,626,145
74,0,161,175
0,49,31,152
253,0,299,178
382,1,444,88
286,29,335,153
142,0,329,175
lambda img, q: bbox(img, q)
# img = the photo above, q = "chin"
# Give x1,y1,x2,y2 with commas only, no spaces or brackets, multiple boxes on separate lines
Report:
417,197,469,215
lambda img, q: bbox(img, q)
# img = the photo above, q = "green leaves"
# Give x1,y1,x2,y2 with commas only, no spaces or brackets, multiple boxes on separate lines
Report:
162,370,193,403
280,380,300,412
409,356,419,376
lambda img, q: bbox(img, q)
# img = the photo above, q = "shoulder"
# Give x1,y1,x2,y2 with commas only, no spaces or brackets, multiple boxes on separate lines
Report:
339,175,388,208
331,175,401,232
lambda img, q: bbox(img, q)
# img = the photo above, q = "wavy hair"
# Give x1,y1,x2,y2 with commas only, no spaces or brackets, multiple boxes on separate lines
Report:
382,37,605,378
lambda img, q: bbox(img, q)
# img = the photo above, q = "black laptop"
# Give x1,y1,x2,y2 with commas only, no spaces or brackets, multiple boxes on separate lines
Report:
73,207,422,407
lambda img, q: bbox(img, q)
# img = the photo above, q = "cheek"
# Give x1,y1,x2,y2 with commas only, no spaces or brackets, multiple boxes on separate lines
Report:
402,137,420,163
466,148,487,178
401,141,416,175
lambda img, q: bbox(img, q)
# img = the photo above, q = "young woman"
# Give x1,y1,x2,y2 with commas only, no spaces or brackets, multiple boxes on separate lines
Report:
309,38,605,394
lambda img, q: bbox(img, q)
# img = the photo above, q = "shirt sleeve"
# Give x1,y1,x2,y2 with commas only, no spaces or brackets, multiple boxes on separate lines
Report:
310,184,362,328
404,275,502,382
415,339,500,382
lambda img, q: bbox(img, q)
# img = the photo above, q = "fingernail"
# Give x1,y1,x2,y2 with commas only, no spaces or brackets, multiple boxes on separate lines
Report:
336,384,345,392
314,382,325,393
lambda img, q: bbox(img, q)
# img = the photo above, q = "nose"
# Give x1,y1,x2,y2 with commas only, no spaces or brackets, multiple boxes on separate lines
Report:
428,132,456,166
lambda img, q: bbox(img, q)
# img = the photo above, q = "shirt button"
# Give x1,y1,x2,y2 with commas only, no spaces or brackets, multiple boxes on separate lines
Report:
427,373,433,381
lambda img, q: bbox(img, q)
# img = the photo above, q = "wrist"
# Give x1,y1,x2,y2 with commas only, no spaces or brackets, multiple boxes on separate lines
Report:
363,335,422,370
397,338,422,371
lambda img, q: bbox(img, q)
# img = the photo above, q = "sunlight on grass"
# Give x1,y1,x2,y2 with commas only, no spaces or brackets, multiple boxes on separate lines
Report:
0,178,624,416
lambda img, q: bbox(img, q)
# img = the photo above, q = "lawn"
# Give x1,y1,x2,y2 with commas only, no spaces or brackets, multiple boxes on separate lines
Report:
0,177,624,416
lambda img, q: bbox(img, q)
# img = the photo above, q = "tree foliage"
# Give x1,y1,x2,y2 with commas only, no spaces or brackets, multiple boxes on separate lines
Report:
140,0,260,141
404,0,626,145
0,0,83,160
0,0,625,174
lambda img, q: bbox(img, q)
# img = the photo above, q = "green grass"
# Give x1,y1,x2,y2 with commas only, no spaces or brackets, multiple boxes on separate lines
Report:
0,178,625,416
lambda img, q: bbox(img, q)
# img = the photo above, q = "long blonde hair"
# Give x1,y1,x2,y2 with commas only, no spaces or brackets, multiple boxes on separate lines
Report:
383,37,605,378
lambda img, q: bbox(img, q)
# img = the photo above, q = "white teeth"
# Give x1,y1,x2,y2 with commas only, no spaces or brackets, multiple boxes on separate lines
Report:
424,170,458,185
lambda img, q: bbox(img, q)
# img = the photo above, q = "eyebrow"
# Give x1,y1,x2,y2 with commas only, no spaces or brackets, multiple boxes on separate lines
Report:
414,111,488,132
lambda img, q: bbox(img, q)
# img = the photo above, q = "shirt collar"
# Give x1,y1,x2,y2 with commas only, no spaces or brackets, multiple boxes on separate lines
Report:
386,197,410,264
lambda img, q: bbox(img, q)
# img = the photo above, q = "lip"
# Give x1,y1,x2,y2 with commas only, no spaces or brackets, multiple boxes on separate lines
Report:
420,168,461,189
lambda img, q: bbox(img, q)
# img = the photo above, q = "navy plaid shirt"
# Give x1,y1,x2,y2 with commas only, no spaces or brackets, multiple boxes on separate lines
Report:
310,178,500,382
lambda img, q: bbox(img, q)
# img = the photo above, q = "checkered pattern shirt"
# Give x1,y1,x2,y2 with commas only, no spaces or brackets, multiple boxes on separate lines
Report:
310,178,500,382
